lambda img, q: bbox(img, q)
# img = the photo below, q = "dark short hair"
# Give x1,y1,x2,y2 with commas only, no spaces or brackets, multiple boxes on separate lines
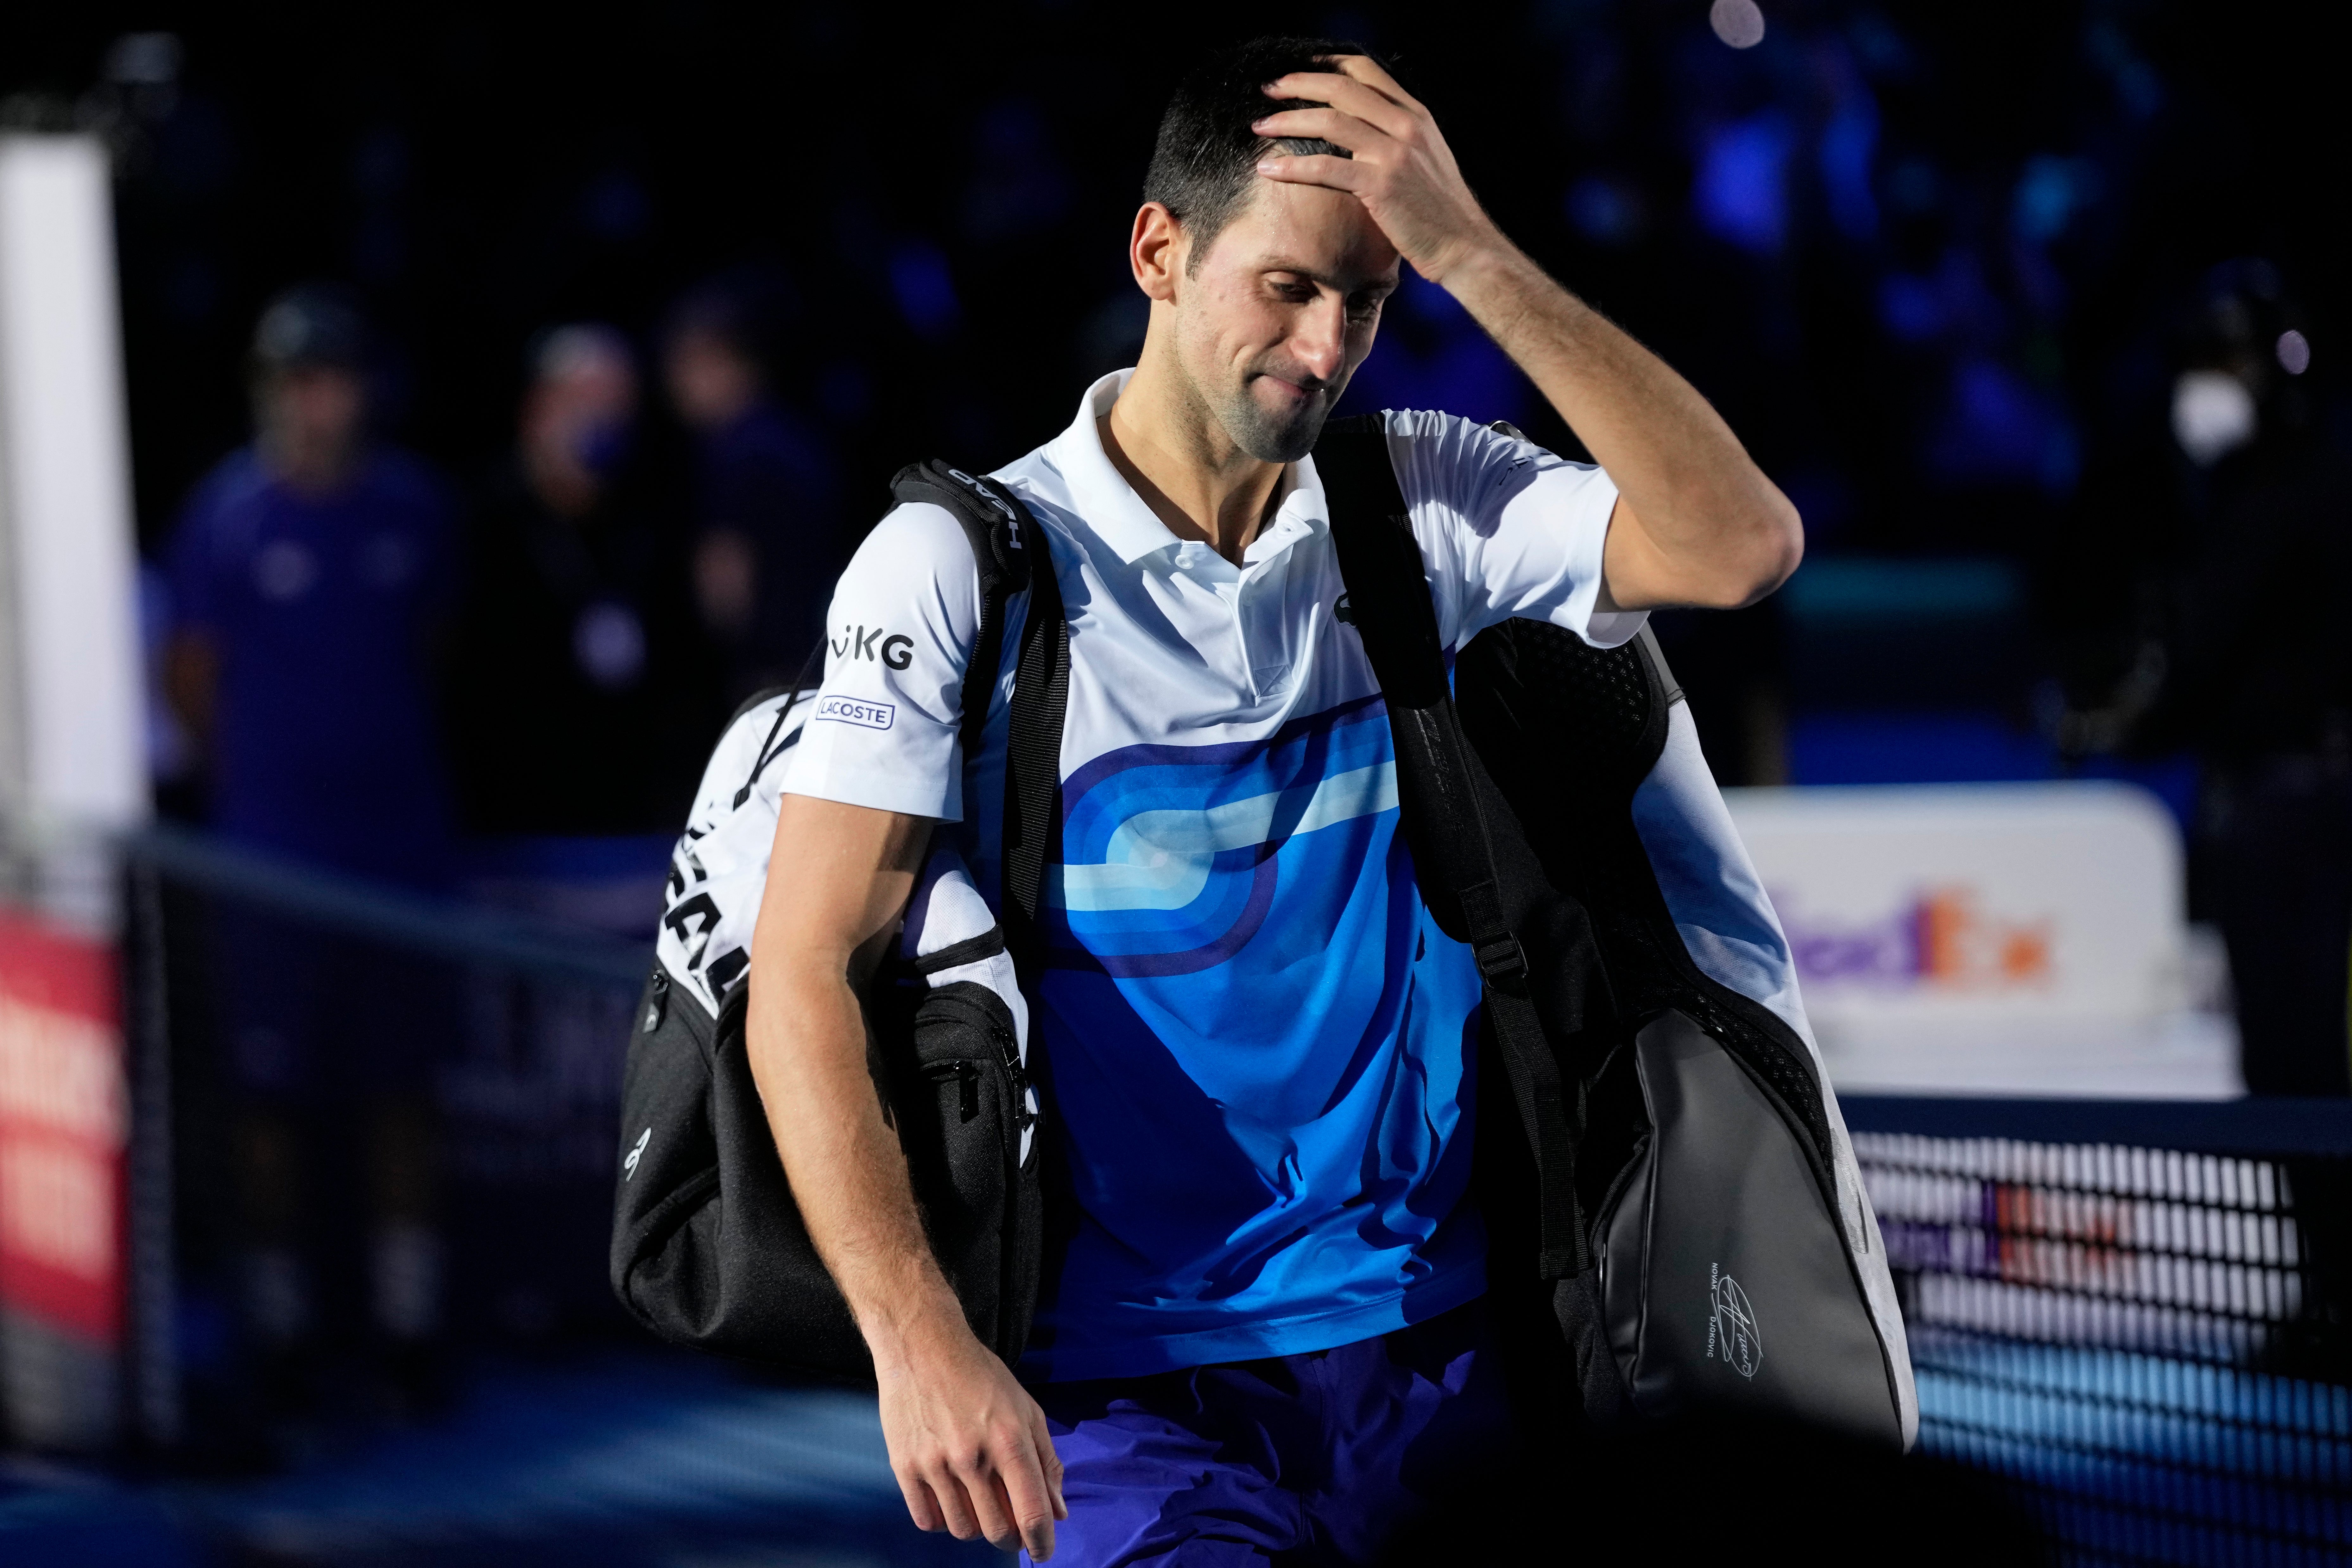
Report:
1143,37,1370,271
251,283,369,373
662,262,797,369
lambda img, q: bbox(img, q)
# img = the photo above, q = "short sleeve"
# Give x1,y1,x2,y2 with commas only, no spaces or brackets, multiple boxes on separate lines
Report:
1384,411,1644,652
777,501,983,821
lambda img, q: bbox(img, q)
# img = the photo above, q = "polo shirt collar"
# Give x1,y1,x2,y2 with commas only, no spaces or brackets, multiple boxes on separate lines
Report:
1048,369,1331,568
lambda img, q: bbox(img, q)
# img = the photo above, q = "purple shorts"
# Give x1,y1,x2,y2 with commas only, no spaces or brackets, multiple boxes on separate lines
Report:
1026,1298,1513,1567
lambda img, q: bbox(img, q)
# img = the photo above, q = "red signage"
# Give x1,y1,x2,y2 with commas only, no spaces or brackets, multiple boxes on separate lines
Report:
0,909,125,1345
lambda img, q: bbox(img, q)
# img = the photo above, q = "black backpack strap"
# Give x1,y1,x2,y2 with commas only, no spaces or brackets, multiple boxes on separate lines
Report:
889,460,1034,770
1316,415,1588,1280
997,497,1069,981
884,459,1068,976
728,648,829,809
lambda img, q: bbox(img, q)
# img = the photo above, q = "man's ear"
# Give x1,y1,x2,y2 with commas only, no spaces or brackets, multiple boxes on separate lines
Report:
1131,202,1185,303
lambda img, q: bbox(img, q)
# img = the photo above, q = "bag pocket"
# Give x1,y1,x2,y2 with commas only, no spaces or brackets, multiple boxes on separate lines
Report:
612,971,868,1374
610,958,1043,1376
892,981,1043,1364
610,967,722,1333
1594,1009,1904,1446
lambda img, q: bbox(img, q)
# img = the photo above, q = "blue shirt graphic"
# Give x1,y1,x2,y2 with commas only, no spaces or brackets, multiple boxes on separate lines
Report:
1032,694,1489,1372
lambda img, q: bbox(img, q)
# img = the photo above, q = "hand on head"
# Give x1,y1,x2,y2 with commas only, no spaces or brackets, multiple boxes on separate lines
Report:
1250,54,1502,288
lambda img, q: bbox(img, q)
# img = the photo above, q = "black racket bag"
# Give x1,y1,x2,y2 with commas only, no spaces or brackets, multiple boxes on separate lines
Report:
1317,418,1916,1446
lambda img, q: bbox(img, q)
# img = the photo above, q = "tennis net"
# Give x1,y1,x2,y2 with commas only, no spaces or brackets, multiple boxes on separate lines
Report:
1847,1097,2352,1566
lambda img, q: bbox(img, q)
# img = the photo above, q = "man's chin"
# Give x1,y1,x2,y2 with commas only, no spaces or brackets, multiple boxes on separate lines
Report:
1227,389,1332,465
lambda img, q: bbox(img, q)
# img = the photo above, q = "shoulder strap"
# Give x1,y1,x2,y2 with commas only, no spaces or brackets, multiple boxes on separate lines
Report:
996,492,1068,981
727,649,829,809
885,459,1068,976
1315,415,1588,1280
889,460,1033,768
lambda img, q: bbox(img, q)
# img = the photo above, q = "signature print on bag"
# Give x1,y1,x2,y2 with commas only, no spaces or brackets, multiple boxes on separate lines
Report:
1706,1262,1762,1379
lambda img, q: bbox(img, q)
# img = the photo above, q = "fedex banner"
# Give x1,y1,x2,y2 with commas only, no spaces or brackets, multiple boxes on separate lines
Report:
0,908,125,1347
1723,781,2182,1025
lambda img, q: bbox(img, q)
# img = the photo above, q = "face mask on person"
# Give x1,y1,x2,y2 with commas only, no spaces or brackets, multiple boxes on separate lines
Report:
2171,370,2256,467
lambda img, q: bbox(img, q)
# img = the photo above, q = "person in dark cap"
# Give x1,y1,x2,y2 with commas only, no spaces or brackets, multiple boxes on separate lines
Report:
159,285,460,1402
163,283,457,882
662,269,848,698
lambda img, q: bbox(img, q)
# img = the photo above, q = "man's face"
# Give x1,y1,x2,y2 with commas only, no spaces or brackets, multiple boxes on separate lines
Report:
665,328,760,433
528,352,638,473
261,364,367,454
1168,179,1399,463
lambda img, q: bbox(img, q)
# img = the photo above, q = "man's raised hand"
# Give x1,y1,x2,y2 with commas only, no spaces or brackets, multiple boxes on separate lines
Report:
1258,52,1799,610
1251,56,1502,288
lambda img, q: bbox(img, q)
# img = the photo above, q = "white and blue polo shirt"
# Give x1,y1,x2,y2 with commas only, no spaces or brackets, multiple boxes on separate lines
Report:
782,369,1635,1380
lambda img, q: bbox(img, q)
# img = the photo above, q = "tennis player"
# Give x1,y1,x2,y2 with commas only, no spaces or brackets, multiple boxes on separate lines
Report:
751,37,1802,1565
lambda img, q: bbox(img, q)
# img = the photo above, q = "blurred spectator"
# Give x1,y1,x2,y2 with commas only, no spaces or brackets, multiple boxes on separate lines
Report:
447,325,712,837
663,272,847,698
2160,267,2352,1098
158,286,458,1408
162,284,456,886
2063,261,2352,1096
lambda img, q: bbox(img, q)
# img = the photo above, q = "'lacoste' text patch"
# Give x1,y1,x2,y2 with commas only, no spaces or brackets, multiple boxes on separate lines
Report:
815,695,896,730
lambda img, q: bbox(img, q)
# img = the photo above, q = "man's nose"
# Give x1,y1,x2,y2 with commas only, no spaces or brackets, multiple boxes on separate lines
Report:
1291,297,1349,383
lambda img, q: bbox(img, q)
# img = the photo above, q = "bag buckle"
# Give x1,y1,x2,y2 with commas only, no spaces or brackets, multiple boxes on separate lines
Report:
1473,932,1528,983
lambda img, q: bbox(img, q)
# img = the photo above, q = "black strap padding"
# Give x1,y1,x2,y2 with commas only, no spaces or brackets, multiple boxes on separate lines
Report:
883,460,1068,978
1316,416,1590,1280
999,496,1070,982
1317,420,1451,713
889,460,1034,771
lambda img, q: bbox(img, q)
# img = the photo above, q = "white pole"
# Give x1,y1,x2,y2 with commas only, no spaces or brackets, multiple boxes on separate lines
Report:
0,133,146,1450
0,134,149,859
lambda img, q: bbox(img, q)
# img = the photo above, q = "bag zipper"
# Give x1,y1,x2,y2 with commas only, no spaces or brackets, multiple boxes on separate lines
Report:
915,990,1035,1134
926,1060,983,1122
991,1023,1034,1133
921,1028,1033,1131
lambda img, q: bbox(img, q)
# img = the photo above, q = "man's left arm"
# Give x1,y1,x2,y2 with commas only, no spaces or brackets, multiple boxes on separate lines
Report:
1256,56,1801,611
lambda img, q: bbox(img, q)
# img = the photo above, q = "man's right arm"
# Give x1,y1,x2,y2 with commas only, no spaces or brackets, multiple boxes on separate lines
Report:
747,792,1066,1560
